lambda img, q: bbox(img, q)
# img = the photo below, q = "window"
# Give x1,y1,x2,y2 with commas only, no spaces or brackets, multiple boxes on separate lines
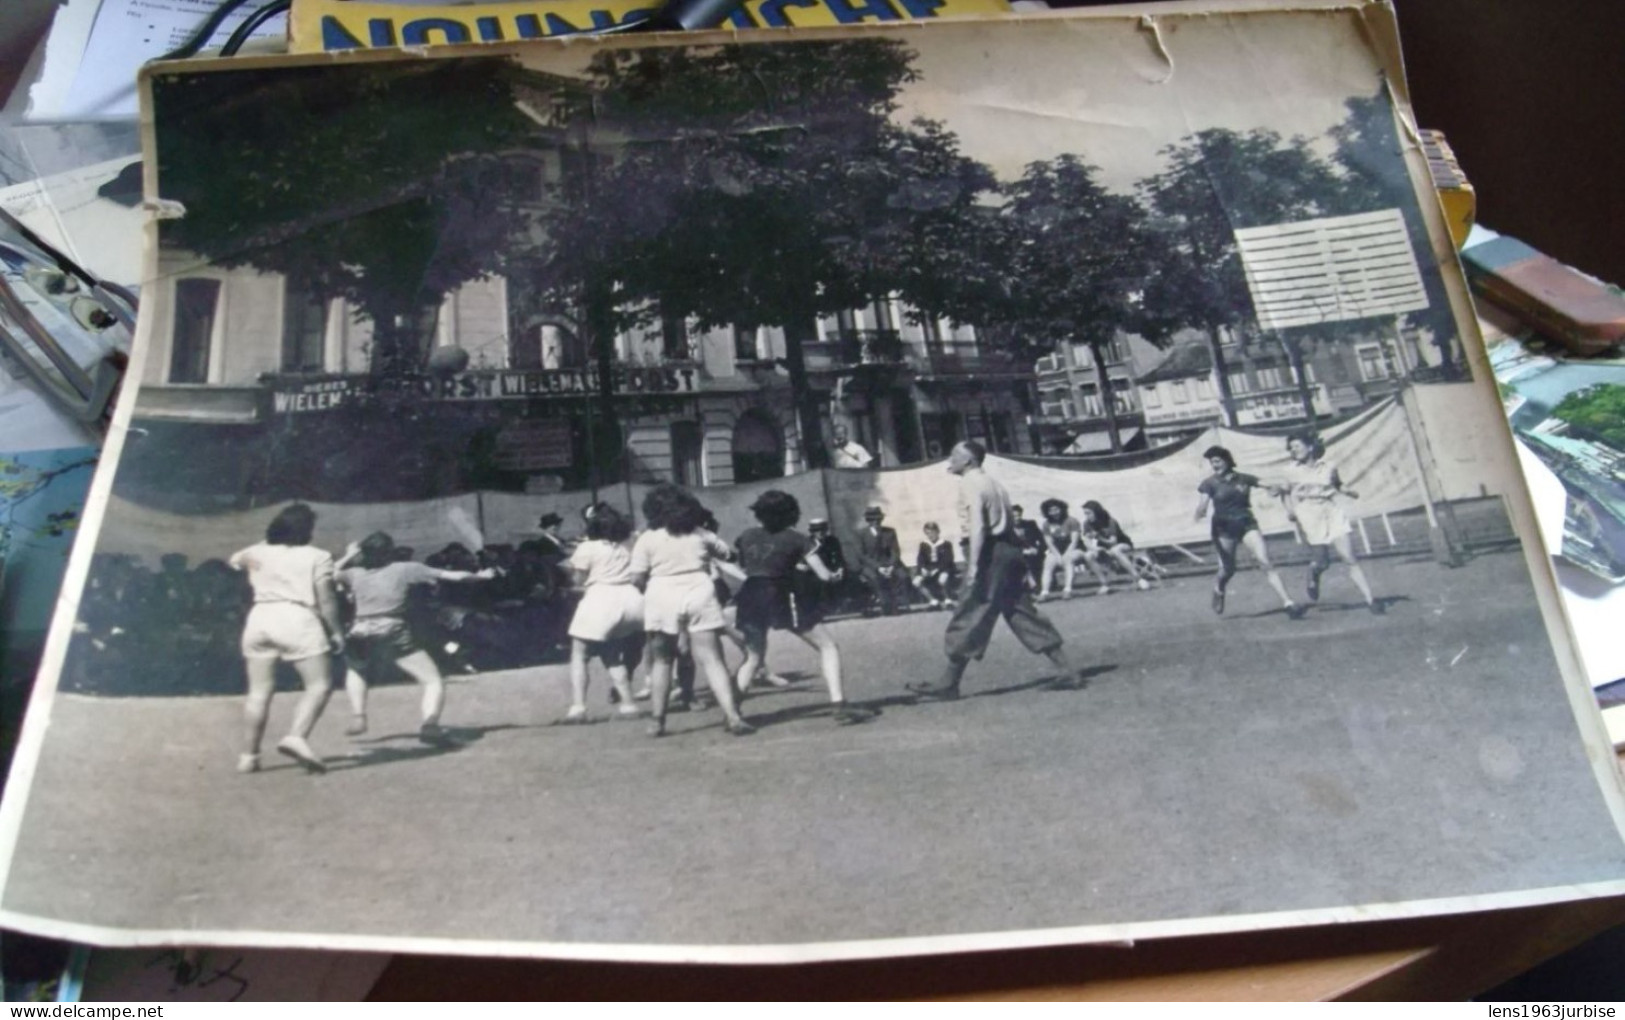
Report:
1231,373,1251,394
1171,380,1190,404
170,278,220,384
281,285,327,373
733,324,760,362
1357,344,1390,381
1196,378,1213,399
509,325,543,369
1257,366,1283,389
921,317,945,351
1112,378,1135,412
1141,386,1162,408
660,312,690,361
869,299,896,331
1077,385,1102,418
1036,353,1063,374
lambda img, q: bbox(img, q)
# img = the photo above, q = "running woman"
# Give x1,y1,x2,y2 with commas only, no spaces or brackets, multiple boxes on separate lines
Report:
228,503,344,774
1193,445,1300,617
562,503,644,723
630,483,754,737
335,532,495,743
1278,431,1382,614
732,490,874,725
1080,500,1153,593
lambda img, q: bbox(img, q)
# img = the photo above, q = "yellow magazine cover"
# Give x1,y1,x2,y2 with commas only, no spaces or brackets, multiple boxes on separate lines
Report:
290,0,1012,52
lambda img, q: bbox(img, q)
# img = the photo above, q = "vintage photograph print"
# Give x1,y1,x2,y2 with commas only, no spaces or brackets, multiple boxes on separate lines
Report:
3,5,1625,960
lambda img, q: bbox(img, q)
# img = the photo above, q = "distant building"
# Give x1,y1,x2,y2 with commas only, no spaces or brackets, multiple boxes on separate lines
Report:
1029,333,1153,455
1027,318,1444,454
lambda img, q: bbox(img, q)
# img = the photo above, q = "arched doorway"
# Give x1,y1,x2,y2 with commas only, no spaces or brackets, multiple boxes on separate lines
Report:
732,409,784,483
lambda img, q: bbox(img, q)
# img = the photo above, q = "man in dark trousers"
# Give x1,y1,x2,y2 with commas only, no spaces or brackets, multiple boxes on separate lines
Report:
908,441,1085,700
855,505,910,616
1010,504,1047,590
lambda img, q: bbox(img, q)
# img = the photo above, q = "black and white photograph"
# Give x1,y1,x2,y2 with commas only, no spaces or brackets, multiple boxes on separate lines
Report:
3,2,1625,961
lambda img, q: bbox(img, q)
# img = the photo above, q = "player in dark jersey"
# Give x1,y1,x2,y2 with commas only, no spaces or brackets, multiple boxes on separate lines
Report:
732,490,874,725
1193,445,1300,617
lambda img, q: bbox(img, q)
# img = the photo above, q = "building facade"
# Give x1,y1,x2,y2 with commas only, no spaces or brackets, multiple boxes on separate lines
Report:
1031,322,1440,454
131,254,1033,502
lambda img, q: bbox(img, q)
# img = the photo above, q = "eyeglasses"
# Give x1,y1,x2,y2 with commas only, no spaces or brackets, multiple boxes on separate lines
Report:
0,206,137,426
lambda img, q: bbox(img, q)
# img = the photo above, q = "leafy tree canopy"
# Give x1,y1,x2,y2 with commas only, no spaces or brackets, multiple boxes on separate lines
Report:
1554,384,1625,451
155,59,549,372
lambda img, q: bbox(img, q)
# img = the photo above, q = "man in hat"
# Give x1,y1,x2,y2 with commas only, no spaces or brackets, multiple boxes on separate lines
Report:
805,517,860,615
527,511,569,600
856,505,909,617
908,440,1084,700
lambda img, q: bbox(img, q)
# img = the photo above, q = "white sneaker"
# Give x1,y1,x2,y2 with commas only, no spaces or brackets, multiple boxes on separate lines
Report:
236,753,260,774
1136,578,1151,591
275,736,326,773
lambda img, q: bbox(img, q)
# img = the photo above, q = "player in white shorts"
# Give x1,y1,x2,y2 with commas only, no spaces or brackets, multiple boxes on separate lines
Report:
562,502,644,723
229,503,344,774
630,484,754,738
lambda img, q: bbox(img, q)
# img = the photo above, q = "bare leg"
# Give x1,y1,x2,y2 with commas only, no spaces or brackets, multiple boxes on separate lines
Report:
690,630,750,733
241,656,276,768
392,649,447,730
343,662,369,735
1242,530,1295,609
276,654,333,773
606,660,638,715
567,638,592,717
645,633,676,736
1082,552,1112,593
734,629,767,699
794,625,845,703
1110,546,1147,588
1330,534,1376,605
287,653,333,740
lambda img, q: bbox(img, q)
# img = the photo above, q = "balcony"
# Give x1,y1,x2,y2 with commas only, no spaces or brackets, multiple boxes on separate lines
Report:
805,328,907,373
912,346,1029,380
837,328,906,366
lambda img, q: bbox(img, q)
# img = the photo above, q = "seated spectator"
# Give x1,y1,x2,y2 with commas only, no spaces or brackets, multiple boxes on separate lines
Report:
1010,504,1047,589
855,506,911,616
912,521,959,608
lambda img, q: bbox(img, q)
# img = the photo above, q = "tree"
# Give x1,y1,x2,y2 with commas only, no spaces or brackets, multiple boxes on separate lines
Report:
1329,82,1462,376
1137,128,1344,424
1553,384,1625,451
986,155,1158,453
522,39,999,469
154,59,548,375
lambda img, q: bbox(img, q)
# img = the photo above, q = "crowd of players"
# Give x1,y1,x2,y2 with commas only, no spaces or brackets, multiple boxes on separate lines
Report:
66,496,1165,700
69,429,1379,773
66,530,578,696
